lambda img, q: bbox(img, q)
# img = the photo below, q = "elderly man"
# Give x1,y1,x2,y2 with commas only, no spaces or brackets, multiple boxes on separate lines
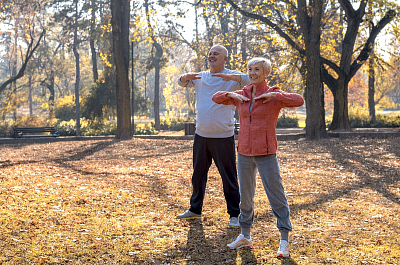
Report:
177,45,250,227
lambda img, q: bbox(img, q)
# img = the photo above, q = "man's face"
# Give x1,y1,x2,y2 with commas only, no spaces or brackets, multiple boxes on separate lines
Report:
208,47,227,68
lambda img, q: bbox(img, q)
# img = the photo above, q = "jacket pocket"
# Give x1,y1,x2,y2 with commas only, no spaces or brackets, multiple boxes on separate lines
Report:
252,128,268,155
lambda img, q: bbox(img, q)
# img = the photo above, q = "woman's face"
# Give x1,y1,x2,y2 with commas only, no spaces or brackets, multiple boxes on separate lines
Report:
248,62,268,86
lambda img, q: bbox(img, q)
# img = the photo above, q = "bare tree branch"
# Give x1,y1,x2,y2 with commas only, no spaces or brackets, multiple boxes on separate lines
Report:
0,29,46,95
349,9,396,78
225,0,306,56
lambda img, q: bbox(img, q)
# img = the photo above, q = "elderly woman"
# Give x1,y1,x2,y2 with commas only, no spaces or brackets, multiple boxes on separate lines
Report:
212,57,304,258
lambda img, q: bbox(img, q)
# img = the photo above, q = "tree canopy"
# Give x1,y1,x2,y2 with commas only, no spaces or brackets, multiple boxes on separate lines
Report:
0,0,399,136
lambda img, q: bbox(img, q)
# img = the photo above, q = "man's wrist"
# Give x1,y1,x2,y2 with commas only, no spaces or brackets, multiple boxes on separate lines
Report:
180,75,188,83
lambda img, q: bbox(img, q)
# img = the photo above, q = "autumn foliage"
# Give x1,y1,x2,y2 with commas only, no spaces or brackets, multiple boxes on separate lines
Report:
0,137,399,264
325,70,369,114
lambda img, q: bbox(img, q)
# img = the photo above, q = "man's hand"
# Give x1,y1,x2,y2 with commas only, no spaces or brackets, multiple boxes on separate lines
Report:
227,92,250,103
212,73,241,82
181,73,201,83
254,92,277,103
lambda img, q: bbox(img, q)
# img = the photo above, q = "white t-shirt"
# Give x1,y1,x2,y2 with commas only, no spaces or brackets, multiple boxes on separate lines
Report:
178,69,250,138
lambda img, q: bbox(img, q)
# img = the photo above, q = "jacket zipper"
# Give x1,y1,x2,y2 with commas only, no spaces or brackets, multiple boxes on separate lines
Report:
249,113,252,156
249,97,253,156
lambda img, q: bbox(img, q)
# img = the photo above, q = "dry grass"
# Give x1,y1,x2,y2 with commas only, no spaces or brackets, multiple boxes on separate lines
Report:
0,137,399,264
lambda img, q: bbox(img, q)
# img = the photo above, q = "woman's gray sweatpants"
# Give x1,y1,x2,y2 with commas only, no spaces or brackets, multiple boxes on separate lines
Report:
237,153,292,232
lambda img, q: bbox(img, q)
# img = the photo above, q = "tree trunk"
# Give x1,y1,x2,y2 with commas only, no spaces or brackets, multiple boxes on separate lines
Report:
241,16,247,64
73,0,81,135
298,0,327,140
154,61,161,131
328,37,353,131
216,2,232,68
151,43,163,131
368,33,376,122
90,0,98,82
328,0,365,131
194,3,202,72
47,74,55,122
13,23,17,121
226,0,327,140
28,75,33,117
203,5,213,67
144,0,163,131
12,66,17,121
330,77,350,130
131,41,135,133
304,49,327,139
324,4,394,130
111,0,132,139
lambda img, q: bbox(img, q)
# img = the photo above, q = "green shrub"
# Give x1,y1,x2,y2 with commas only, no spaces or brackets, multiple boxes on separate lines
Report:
7,115,56,137
326,106,400,128
350,114,400,128
80,118,117,136
13,115,51,127
134,123,157,135
1,116,157,137
52,118,159,136
159,117,191,131
340,107,400,128
54,118,117,136
0,121,12,137
277,114,299,128
55,96,76,121
0,116,57,137
54,120,77,136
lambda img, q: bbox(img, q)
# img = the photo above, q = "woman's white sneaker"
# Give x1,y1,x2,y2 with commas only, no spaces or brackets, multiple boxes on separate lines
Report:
276,240,290,258
227,234,253,250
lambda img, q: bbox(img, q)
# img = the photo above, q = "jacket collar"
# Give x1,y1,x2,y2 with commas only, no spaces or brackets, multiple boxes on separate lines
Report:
243,81,271,97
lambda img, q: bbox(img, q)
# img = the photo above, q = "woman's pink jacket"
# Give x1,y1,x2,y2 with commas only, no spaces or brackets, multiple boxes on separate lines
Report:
212,81,304,156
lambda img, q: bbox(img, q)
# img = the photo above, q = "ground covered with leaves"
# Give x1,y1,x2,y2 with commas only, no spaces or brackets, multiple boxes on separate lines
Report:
0,136,399,264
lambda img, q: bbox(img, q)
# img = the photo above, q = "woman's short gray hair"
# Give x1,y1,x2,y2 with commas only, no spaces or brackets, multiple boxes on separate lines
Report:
248,57,272,75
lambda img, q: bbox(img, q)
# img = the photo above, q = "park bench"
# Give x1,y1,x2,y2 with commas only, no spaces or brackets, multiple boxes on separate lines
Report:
13,127,59,138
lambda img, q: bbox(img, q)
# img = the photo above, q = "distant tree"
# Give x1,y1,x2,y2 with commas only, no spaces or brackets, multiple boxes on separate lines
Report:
225,0,327,139
143,0,165,131
89,0,99,82
48,0,86,133
367,3,376,122
374,45,400,110
0,0,41,93
73,0,81,135
82,66,116,119
0,31,45,96
348,70,368,109
225,0,396,137
111,0,132,139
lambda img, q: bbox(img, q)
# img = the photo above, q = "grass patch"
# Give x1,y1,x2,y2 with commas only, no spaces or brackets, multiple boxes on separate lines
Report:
0,137,399,264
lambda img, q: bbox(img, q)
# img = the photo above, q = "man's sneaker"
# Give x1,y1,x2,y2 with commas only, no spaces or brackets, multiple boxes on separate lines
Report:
276,240,290,258
227,234,253,250
177,210,201,219
229,217,240,227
